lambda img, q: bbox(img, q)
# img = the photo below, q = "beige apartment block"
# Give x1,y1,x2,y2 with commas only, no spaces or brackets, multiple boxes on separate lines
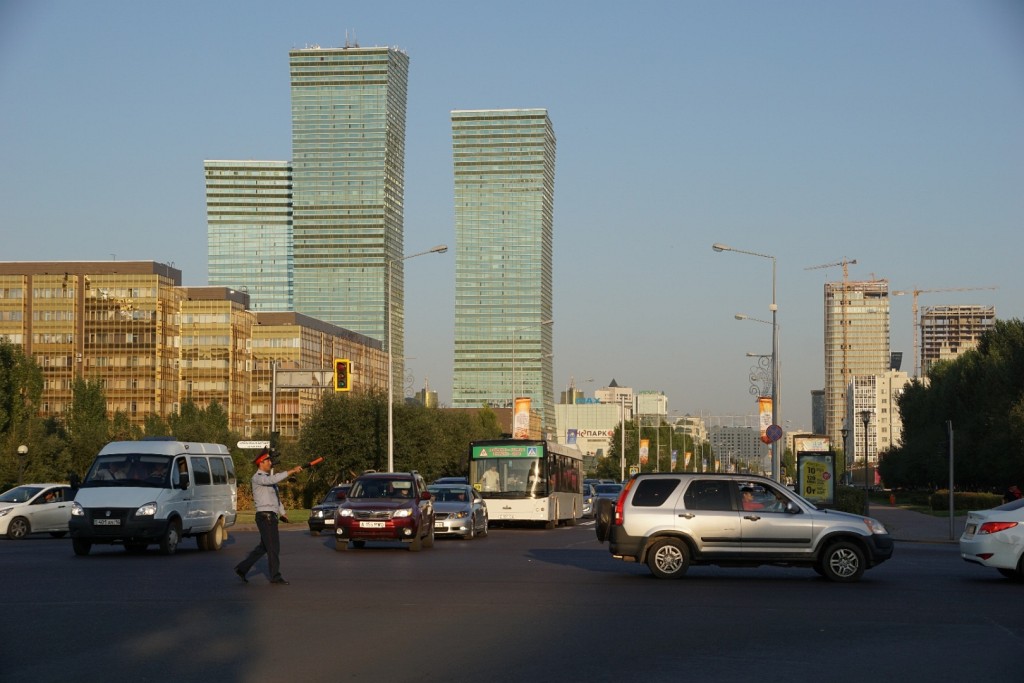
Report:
0,262,386,439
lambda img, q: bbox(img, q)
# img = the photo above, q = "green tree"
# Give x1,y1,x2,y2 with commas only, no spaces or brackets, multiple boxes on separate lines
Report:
64,378,111,477
880,318,1024,490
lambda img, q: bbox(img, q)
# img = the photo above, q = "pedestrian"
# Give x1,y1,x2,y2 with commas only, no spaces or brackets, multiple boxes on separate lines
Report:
1003,484,1022,504
235,449,304,585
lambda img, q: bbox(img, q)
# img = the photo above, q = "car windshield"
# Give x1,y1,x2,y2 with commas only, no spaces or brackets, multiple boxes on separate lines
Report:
0,486,42,503
349,478,413,498
321,487,348,504
429,486,470,503
82,454,173,487
595,484,622,495
995,498,1024,512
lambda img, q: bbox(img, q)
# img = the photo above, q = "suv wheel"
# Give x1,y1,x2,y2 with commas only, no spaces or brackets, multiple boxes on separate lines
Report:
821,541,865,582
647,537,690,579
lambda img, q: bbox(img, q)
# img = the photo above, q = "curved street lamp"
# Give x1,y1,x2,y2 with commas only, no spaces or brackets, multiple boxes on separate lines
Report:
17,444,28,485
387,245,448,472
714,243,780,481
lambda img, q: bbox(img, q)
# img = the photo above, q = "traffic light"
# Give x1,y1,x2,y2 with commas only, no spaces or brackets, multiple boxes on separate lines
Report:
333,359,351,392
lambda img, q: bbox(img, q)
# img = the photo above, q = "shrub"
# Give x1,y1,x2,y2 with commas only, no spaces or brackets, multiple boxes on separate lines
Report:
929,489,1002,511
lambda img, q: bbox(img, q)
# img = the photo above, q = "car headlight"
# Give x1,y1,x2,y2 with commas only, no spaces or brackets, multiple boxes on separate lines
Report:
135,502,158,517
393,508,412,518
71,502,84,517
863,518,888,535
450,510,469,519
339,509,354,518
0,507,12,518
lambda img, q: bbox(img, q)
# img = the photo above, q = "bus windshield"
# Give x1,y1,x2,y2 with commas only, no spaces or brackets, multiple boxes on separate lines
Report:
471,457,546,498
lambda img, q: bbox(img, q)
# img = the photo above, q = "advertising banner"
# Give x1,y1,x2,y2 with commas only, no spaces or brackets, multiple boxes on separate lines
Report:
513,397,531,439
639,438,649,465
758,396,772,443
797,452,836,506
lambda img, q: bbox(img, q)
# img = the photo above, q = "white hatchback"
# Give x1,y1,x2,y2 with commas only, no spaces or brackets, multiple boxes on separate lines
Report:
0,483,76,539
960,498,1024,580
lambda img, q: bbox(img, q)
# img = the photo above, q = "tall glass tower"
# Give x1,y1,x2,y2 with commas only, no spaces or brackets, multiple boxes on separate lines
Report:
451,109,556,428
205,160,293,311
289,45,409,388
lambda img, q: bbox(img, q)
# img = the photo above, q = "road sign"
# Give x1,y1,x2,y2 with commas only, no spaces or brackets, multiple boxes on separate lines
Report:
765,424,783,443
237,440,270,450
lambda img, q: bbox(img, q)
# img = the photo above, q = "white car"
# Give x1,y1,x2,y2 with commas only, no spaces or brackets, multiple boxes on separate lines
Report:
0,483,76,539
960,498,1024,580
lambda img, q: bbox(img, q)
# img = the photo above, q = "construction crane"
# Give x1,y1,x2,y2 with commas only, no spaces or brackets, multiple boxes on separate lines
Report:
891,286,998,378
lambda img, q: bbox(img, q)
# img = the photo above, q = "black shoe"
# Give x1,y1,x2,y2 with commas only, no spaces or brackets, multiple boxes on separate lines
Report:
235,568,248,583
270,578,290,585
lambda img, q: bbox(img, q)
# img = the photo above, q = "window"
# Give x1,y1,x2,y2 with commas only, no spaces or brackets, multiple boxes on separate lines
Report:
683,480,733,511
631,478,680,507
190,457,212,486
210,457,227,485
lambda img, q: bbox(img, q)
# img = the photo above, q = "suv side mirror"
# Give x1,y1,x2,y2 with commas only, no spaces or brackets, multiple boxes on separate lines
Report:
419,490,432,501
785,501,800,514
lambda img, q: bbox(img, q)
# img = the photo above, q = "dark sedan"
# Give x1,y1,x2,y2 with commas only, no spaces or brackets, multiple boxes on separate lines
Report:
308,484,351,536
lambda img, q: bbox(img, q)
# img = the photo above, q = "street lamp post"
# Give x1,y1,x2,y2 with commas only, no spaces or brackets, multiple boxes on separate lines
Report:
387,245,448,473
17,444,28,485
713,243,780,481
860,410,871,516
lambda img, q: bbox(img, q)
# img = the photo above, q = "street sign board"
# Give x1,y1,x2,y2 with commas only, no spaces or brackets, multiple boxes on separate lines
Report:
237,440,270,450
765,424,783,443
275,369,334,389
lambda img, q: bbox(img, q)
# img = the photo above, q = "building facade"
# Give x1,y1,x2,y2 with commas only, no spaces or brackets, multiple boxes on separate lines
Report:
451,109,556,427
289,45,410,393
0,262,386,438
204,160,293,312
823,279,891,441
920,304,995,377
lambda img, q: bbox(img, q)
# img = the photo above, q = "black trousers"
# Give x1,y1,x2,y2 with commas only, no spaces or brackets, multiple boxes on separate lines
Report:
237,512,282,581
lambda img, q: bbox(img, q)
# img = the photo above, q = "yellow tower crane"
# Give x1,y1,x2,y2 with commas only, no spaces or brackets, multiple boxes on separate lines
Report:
891,286,998,378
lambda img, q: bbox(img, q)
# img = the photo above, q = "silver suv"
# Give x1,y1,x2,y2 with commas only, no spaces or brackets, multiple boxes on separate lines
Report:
595,473,893,582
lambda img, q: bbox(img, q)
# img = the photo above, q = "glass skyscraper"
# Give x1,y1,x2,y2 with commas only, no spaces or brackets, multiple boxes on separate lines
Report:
205,160,293,311
451,109,556,428
289,46,410,390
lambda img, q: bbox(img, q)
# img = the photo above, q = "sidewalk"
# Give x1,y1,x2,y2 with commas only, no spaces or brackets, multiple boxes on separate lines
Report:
867,504,966,543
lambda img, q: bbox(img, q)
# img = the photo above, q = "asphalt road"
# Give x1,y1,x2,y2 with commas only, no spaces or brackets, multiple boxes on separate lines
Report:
2,521,1022,682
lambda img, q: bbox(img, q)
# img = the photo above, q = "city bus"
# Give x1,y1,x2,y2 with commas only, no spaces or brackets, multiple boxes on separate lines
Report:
469,439,583,527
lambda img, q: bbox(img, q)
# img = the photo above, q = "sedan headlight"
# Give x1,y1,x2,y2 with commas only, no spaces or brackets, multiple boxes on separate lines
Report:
71,502,84,517
339,508,354,518
449,510,469,519
0,507,12,518
135,501,158,517
393,508,412,518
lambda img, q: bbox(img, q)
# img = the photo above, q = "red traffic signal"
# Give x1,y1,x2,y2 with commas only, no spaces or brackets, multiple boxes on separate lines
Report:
334,359,351,392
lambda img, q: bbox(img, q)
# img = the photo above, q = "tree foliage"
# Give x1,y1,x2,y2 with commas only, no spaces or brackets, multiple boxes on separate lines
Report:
880,319,1024,490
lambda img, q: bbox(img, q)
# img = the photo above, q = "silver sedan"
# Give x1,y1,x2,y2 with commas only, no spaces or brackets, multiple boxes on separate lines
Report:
428,484,488,539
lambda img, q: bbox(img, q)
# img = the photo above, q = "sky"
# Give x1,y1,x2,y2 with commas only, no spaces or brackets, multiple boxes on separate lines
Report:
2,1,1022,431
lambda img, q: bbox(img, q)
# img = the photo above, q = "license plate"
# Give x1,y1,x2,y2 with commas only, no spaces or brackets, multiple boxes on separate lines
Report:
435,522,445,529
499,513,515,519
324,519,334,525
359,521,386,528
965,523,977,535
94,518,120,526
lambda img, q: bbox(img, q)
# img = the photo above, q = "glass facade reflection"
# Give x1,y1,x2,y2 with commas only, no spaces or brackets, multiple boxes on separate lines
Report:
205,160,293,311
451,109,556,427
289,46,409,392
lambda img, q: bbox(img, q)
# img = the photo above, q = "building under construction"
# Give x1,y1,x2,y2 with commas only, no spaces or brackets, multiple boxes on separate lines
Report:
920,304,995,376
823,279,891,442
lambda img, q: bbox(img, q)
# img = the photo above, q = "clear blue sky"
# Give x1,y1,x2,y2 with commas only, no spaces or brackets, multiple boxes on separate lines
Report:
2,1,1022,430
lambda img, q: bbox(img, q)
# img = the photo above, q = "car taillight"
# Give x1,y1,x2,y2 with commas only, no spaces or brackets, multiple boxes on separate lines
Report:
979,521,1019,535
613,478,636,526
